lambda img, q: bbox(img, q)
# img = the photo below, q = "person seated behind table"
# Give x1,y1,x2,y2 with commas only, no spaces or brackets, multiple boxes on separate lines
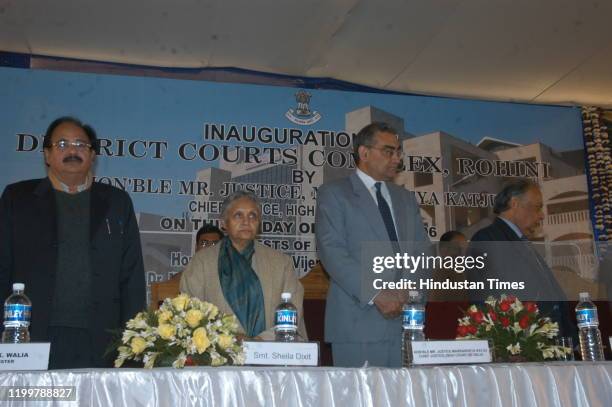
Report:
156,224,224,300
429,230,469,302
195,223,224,253
180,190,307,340
438,231,467,257
426,230,469,339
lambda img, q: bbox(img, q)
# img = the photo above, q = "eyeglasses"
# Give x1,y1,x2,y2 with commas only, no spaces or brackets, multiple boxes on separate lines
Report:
51,140,92,151
199,240,218,248
367,146,403,158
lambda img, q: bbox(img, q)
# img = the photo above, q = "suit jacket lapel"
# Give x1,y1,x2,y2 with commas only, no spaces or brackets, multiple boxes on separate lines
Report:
388,184,408,242
495,218,540,278
494,218,522,241
494,218,564,299
33,178,58,249
349,173,389,242
495,218,545,278
89,183,110,241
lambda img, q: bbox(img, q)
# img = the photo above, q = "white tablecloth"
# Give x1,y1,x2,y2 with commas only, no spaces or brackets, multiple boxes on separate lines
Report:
0,362,610,406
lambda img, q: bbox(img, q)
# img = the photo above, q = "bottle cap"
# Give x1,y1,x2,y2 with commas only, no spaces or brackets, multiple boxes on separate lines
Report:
281,292,291,300
579,292,590,301
12,283,25,291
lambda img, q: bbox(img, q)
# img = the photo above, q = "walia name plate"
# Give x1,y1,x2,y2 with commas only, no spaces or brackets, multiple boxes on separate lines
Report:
0,343,51,370
411,340,491,365
243,341,319,366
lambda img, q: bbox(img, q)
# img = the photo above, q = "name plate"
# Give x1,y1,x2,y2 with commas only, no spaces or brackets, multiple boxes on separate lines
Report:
0,343,50,370
243,341,319,366
411,340,491,365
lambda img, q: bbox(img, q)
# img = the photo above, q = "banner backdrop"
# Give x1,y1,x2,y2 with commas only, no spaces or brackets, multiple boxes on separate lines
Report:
0,66,597,304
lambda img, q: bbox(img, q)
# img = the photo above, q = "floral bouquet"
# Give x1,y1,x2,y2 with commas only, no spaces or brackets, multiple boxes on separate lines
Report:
456,295,571,362
114,294,245,368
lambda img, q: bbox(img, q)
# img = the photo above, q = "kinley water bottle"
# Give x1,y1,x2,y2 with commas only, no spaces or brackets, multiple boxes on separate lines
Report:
2,283,32,343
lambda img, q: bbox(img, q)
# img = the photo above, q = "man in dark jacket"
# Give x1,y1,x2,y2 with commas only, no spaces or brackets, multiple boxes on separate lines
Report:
0,117,145,369
471,179,574,337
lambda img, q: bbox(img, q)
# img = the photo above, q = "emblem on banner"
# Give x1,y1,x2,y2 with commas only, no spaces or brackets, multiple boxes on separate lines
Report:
285,90,321,125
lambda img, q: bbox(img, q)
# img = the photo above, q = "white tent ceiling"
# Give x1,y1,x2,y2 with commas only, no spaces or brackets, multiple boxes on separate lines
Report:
2,0,612,107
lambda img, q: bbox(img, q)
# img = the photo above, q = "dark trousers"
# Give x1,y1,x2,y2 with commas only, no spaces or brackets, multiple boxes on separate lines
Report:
47,326,93,370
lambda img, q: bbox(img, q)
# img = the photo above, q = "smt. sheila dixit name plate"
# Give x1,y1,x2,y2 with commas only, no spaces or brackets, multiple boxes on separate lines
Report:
243,341,319,366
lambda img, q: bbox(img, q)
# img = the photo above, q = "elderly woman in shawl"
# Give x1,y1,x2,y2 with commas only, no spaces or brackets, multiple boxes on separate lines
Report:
180,190,307,340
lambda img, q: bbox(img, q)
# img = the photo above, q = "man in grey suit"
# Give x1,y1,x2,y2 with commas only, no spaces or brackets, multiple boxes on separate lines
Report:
315,122,429,367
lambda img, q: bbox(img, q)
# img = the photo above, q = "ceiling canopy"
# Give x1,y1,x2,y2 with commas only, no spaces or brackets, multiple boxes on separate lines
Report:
2,0,611,107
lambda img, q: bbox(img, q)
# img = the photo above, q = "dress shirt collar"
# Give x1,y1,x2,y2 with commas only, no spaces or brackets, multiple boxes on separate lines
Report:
498,216,525,240
48,172,92,194
356,168,385,193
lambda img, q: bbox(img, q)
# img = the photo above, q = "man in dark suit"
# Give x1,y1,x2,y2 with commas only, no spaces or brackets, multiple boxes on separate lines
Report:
0,117,145,369
316,122,429,367
471,179,573,336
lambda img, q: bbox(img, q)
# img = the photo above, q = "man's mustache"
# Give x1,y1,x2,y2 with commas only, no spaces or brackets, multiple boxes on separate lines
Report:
63,155,83,163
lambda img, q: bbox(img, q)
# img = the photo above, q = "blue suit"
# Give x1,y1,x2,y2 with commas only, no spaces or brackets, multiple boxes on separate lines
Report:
315,172,428,367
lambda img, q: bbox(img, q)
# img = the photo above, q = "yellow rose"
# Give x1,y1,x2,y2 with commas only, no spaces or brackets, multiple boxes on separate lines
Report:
217,334,233,350
193,327,211,354
172,294,190,311
130,337,147,354
185,309,204,328
158,310,173,323
158,323,176,340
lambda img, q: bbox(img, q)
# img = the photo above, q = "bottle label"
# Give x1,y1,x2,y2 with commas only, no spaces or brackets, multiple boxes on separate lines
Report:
275,309,297,331
403,308,424,329
576,308,599,328
3,304,31,328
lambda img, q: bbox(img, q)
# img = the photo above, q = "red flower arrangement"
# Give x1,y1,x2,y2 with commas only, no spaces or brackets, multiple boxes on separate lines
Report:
456,295,570,362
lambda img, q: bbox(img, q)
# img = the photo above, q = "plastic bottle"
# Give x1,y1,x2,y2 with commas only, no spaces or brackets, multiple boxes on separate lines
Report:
274,292,298,342
575,292,604,361
402,290,425,367
2,283,32,343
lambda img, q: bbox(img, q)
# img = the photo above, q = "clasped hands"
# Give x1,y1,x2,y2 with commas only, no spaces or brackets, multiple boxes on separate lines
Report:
373,289,408,319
